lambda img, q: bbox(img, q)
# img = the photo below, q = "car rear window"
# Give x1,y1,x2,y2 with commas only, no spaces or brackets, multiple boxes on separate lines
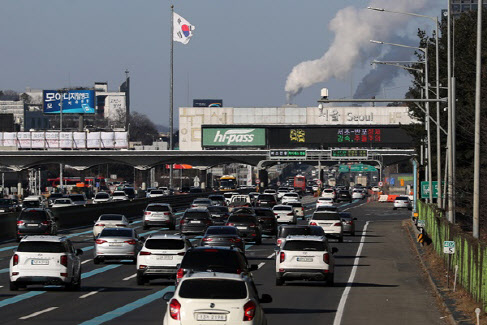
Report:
179,279,247,299
145,239,184,250
184,212,209,219
150,190,164,195
287,202,303,208
207,206,228,213
283,240,326,251
18,241,65,253
96,193,110,199
312,212,340,220
273,206,292,211
113,192,126,196
146,205,170,212
100,229,133,237
55,199,71,204
69,195,85,202
99,215,123,221
19,210,47,221
396,197,409,201
206,227,238,235
339,212,352,219
227,215,256,223
279,227,312,237
181,250,244,270
324,189,333,193
23,201,40,208
0,199,11,205
254,209,274,217
258,195,275,201
284,193,298,197
316,206,337,211
193,199,211,204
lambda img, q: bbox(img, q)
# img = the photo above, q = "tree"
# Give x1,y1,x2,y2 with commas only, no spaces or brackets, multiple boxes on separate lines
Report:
128,112,159,145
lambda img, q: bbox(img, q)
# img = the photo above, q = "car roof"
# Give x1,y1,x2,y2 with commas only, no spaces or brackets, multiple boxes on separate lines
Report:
23,196,44,201
147,234,185,240
285,235,327,241
100,227,133,232
147,203,170,207
99,213,125,218
21,208,48,212
189,246,240,252
20,235,66,242
186,207,209,212
183,272,244,281
206,226,237,231
273,205,292,208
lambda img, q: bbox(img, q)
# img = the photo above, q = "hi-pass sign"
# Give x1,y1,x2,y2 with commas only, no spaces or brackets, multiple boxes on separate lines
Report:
202,128,266,147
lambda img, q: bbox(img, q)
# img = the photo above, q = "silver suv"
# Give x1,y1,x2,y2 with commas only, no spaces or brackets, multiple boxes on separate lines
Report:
9,235,83,291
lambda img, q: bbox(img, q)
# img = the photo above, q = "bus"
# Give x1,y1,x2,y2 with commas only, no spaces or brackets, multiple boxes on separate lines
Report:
293,175,307,192
219,175,237,191
47,177,107,189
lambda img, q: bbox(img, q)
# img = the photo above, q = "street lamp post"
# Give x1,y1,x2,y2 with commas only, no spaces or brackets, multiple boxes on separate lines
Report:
368,7,442,207
370,40,432,203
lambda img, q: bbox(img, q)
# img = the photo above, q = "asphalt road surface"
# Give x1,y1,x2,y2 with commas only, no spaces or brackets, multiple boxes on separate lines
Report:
0,197,447,324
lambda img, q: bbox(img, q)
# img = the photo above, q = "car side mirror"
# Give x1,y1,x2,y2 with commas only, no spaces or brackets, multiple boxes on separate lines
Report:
331,247,338,254
163,292,175,301
76,249,83,256
259,294,273,304
250,264,259,271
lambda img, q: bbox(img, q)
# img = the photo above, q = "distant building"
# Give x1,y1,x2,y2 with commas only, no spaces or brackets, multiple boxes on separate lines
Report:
443,1,487,18
0,100,49,131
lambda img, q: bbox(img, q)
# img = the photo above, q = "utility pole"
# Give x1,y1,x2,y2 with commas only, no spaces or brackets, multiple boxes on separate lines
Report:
473,3,482,238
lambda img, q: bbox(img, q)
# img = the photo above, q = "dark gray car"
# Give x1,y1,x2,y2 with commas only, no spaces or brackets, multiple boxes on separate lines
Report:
16,208,58,242
226,214,262,244
207,206,230,225
179,208,213,235
200,226,245,252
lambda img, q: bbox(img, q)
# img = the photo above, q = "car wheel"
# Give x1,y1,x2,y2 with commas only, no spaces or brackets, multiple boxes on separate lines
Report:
351,231,355,236
9,281,18,291
393,207,397,210
66,274,81,291
169,223,176,231
275,277,284,286
16,236,21,243
93,257,101,265
142,224,149,230
256,237,262,245
136,274,146,286
326,273,335,286
338,236,344,243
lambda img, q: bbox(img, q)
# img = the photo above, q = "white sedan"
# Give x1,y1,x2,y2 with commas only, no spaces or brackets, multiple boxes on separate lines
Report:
316,197,334,208
93,214,131,238
51,198,75,208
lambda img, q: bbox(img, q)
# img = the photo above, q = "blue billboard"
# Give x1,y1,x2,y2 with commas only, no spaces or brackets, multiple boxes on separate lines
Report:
43,90,96,114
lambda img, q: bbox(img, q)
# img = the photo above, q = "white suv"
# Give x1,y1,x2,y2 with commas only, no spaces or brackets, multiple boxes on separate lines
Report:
275,235,337,286
162,272,272,325
309,211,344,242
136,234,192,285
272,205,297,224
9,235,83,291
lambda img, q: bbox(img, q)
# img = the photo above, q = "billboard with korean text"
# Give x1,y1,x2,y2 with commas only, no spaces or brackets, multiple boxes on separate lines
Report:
43,90,96,114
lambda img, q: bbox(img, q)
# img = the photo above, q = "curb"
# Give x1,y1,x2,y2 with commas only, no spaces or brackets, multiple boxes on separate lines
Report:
405,220,458,325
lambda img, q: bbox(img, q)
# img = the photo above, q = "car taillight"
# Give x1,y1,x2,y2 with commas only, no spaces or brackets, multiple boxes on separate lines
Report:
249,223,256,228
243,300,256,321
191,204,197,208
139,251,151,255
95,223,105,227
176,268,184,279
287,213,293,216
280,252,285,263
334,222,341,226
16,220,24,226
169,298,181,320
95,239,107,244
41,221,49,225
323,253,330,264
60,255,68,267
164,212,170,215
309,222,317,226
125,239,137,245
202,238,213,242
13,254,18,266
180,219,186,225
231,238,242,243
227,223,235,226
277,239,282,246
347,220,353,224
144,212,151,215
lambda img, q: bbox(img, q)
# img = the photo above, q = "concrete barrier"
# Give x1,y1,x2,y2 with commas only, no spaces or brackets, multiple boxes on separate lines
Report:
378,195,389,202
387,195,399,202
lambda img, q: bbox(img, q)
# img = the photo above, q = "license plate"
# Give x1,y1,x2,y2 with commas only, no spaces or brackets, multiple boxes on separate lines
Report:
28,223,39,227
297,257,313,262
156,255,173,260
109,243,123,247
237,226,247,230
31,259,49,265
196,313,227,321
190,220,201,224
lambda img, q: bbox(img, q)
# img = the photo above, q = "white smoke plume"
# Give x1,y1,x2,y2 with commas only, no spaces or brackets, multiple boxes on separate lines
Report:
285,0,430,102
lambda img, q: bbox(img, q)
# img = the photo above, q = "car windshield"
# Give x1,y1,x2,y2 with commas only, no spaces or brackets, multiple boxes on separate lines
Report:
146,205,170,212
207,206,228,213
69,195,85,202
179,279,247,299
145,239,184,250
283,240,326,251
273,206,292,211
96,193,110,199
19,210,47,221
184,212,209,219
17,241,65,253
287,202,302,207
206,227,238,235
312,212,340,220
100,229,133,237
99,215,123,221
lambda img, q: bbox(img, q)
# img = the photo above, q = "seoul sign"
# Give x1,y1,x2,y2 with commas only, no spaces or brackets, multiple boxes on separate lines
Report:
202,128,266,147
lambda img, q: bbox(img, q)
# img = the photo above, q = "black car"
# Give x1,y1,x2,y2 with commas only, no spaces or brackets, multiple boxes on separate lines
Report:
179,208,213,235
177,246,257,283
16,208,58,242
226,214,262,244
256,194,277,208
207,206,230,225
253,207,278,236
200,226,245,252
0,198,17,213
208,194,226,206
336,190,352,203
123,187,136,200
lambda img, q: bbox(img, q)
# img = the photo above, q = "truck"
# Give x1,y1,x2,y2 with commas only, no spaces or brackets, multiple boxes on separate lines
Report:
355,175,368,187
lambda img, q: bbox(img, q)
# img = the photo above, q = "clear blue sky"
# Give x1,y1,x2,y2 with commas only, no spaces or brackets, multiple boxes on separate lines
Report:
0,0,443,127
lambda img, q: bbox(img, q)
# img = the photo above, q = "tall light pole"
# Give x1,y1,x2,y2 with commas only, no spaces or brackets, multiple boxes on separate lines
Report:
370,40,432,202
368,7,442,207
473,2,482,239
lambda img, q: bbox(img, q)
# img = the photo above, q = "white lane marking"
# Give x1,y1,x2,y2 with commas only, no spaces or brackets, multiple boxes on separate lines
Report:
257,262,265,269
342,202,367,212
267,252,275,259
123,274,137,281
79,288,105,299
19,307,58,319
0,286,3,288
81,260,91,265
333,221,370,325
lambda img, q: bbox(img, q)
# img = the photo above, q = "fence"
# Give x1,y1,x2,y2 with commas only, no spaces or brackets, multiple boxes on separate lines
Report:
418,201,487,309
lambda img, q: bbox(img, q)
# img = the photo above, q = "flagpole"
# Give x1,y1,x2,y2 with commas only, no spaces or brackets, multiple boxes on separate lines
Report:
169,4,174,189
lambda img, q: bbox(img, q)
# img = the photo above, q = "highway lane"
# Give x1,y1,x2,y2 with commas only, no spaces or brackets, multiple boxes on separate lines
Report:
0,197,446,324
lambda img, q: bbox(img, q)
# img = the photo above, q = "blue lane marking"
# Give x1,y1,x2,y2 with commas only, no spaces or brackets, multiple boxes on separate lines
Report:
0,290,46,308
78,286,174,325
0,267,8,274
81,264,121,279
0,245,17,252
65,230,94,239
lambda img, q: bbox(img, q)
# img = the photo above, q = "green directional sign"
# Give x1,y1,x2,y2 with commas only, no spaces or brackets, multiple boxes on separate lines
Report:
421,181,444,199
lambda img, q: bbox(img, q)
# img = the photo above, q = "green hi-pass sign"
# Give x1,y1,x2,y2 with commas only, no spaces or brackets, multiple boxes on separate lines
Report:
421,181,444,199
202,128,266,147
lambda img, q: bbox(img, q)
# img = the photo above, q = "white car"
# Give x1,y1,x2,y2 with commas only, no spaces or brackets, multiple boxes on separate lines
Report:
112,190,129,201
352,190,364,200
136,234,192,285
223,192,239,206
393,196,412,210
263,189,277,195
9,235,83,291
281,192,300,204
277,188,291,200
143,203,175,230
321,189,336,199
93,192,112,204
372,186,381,192
275,235,337,286
147,189,165,198
51,198,75,208
162,272,272,325
272,205,297,224
309,211,344,242
93,214,131,238
316,197,334,208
